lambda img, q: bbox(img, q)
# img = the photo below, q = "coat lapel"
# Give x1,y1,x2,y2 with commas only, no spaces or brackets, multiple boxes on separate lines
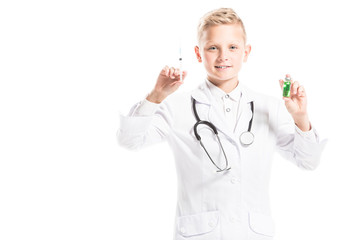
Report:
191,82,237,141
234,84,255,138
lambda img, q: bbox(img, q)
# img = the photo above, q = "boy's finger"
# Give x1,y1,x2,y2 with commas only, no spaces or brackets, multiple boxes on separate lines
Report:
169,67,176,79
179,70,187,82
182,70,188,80
282,96,291,101
279,79,284,89
173,71,187,84
162,65,170,76
174,68,180,76
298,85,306,97
291,81,299,95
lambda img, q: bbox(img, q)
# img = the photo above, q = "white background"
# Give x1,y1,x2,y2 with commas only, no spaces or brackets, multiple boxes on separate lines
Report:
1,0,359,239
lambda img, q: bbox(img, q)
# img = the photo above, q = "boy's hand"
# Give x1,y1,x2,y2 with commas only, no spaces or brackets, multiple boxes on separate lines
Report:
146,66,187,104
279,74,311,131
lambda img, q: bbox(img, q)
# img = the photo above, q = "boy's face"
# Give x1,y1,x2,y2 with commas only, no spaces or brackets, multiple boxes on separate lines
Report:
195,24,251,86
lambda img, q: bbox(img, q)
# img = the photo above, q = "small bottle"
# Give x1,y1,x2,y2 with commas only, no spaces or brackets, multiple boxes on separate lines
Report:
283,77,291,98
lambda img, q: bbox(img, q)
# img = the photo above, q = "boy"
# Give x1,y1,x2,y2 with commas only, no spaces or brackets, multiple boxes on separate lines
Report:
117,8,327,240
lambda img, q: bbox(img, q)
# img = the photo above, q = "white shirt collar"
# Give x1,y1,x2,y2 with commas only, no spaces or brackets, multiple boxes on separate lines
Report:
205,78,242,102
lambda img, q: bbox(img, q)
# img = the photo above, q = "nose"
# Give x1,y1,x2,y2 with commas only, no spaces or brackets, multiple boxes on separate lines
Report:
218,49,229,62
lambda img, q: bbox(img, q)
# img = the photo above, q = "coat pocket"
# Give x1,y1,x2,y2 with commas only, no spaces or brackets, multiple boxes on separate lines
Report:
176,210,220,239
248,212,275,238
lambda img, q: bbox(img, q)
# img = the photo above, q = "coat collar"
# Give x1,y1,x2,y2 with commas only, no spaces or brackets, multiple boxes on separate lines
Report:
191,80,255,104
205,79,242,103
190,80,256,141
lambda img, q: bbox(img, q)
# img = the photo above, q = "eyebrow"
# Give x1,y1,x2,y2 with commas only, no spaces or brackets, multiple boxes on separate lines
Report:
204,40,243,45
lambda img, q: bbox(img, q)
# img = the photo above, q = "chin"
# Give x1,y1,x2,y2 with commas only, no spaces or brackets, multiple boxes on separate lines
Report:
214,74,237,82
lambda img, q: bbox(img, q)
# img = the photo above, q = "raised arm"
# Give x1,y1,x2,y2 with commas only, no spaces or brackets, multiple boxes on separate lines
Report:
276,74,327,170
117,66,187,150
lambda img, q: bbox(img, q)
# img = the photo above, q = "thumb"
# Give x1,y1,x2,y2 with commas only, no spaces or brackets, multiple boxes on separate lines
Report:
279,79,284,89
181,70,188,81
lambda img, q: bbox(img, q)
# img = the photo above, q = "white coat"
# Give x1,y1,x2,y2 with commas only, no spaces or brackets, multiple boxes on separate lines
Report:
117,81,327,240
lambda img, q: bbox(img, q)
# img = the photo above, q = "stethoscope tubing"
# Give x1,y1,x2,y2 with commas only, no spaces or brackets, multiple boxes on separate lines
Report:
191,97,255,172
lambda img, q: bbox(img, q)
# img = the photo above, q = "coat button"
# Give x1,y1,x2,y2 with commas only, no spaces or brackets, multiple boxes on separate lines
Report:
226,108,231,112
231,177,237,184
180,227,186,234
208,220,216,228
230,216,241,222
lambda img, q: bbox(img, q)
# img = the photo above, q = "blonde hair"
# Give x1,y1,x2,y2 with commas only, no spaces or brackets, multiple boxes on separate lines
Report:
197,8,246,45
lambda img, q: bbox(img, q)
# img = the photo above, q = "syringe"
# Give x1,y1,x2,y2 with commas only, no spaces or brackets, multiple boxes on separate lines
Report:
179,47,183,82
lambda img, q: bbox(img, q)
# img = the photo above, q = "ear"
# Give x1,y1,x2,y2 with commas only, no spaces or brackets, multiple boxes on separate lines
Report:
243,44,252,62
194,46,202,63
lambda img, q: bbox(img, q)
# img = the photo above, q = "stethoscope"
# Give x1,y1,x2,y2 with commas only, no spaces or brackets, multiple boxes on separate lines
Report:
192,97,254,172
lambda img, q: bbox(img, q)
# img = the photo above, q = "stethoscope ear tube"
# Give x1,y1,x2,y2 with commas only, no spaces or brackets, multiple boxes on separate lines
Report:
192,97,200,122
248,101,254,132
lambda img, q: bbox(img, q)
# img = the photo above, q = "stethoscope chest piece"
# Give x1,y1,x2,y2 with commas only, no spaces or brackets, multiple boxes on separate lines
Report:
240,131,254,145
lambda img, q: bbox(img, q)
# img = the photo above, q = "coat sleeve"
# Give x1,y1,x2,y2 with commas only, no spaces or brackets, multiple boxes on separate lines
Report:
275,100,328,170
116,99,172,151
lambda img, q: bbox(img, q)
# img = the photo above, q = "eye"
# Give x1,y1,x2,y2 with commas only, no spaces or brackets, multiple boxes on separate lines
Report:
230,45,238,50
208,46,217,50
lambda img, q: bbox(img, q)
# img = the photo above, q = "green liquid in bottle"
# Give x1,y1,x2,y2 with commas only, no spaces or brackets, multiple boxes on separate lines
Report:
283,78,291,97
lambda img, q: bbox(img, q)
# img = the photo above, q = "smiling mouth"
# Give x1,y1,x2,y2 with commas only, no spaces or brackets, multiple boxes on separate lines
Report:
215,66,232,69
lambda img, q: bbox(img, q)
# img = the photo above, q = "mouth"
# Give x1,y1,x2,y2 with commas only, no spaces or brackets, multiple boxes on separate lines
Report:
215,65,232,69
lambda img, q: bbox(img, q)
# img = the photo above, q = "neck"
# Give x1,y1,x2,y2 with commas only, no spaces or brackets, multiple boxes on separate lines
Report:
208,77,239,93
